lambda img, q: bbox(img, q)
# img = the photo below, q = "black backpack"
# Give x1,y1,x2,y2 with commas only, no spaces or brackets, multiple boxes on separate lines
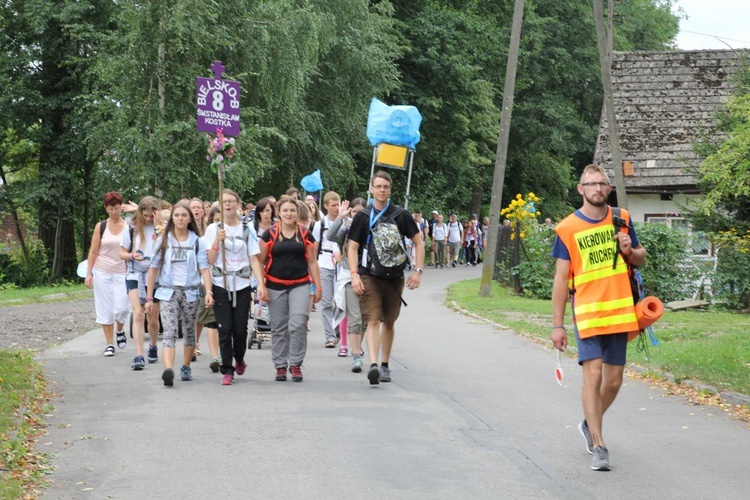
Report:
611,207,642,306
365,206,408,279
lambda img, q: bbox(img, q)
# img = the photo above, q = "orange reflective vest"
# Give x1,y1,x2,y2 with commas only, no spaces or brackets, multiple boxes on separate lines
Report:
554,207,638,339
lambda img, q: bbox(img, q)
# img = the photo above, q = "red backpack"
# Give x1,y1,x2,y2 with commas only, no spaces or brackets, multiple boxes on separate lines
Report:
264,222,314,286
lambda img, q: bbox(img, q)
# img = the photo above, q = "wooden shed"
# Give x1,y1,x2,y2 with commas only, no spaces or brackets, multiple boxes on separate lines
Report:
593,49,749,226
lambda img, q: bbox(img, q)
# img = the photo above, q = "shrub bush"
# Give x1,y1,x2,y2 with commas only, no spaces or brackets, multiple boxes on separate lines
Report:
633,222,696,302
709,229,750,309
0,237,50,288
512,227,556,299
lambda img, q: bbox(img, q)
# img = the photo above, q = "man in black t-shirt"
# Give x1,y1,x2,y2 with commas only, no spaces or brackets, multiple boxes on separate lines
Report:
348,170,425,385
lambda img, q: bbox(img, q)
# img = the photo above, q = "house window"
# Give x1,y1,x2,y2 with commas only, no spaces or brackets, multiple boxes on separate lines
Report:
644,214,712,256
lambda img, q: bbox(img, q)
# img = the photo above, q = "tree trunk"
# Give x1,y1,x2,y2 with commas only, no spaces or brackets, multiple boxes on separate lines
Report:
469,176,484,218
0,165,29,262
49,203,77,280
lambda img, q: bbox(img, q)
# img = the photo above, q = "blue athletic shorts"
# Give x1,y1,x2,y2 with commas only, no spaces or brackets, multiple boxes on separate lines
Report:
576,331,628,366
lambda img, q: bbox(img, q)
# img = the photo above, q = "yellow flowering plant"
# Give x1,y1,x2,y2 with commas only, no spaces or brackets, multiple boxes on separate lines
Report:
500,192,541,240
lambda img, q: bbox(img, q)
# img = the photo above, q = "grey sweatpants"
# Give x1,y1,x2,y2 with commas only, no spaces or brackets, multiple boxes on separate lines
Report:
267,285,310,368
320,267,337,342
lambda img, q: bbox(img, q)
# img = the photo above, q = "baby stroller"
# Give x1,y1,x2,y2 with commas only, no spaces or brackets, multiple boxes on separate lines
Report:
248,299,271,349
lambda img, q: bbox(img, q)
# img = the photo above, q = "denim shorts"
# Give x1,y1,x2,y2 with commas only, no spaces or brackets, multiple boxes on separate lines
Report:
126,279,160,304
576,331,628,366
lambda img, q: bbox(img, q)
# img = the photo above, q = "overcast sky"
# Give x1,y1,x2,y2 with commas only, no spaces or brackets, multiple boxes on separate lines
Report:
674,0,750,50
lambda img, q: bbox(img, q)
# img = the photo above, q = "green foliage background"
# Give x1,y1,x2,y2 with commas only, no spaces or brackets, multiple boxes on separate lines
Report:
0,0,682,279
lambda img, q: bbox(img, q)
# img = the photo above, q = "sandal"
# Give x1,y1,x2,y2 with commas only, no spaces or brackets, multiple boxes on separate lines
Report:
338,347,348,357
104,345,115,357
116,331,127,350
195,344,201,356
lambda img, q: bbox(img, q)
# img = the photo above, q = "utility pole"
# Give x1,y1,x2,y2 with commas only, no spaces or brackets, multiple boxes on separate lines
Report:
479,0,524,297
593,0,628,208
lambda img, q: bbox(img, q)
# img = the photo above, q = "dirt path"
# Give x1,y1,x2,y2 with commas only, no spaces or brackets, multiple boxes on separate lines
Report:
0,298,96,351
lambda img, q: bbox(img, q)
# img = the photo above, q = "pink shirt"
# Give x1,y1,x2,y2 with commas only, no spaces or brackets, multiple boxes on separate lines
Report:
94,221,126,274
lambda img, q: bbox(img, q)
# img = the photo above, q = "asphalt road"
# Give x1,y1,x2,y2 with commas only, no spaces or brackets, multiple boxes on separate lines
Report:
39,266,750,499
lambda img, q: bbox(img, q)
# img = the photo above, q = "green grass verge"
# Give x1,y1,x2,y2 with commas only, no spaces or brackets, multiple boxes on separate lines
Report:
447,279,750,396
0,350,52,498
0,283,90,307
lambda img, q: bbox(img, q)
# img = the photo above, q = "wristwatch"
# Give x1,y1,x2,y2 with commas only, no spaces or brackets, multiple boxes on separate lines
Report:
415,268,423,274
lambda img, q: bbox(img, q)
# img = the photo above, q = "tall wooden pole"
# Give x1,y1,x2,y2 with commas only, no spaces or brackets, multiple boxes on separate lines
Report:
479,0,525,297
593,0,628,208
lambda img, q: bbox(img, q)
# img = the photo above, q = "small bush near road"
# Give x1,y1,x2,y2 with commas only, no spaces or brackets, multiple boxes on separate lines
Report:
448,279,750,396
634,222,695,302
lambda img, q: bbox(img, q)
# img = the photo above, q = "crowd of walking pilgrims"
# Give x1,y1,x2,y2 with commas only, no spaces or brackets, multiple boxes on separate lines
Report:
84,172,486,387
83,163,646,472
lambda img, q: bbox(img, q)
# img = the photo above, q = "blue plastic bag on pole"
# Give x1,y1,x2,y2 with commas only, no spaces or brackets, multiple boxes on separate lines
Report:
366,98,422,149
300,169,324,192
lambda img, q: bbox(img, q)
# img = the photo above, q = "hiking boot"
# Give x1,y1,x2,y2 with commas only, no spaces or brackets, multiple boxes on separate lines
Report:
104,344,115,357
116,331,127,349
578,420,594,455
351,356,363,373
235,359,247,376
591,446,610,471
209,358,220,373
180,365,192,381
379,365,392,383
162,368,175,387
131,355,145,370
275,367,288,381
290,365,303,382
147,345,158,363
367,365,380,385
221,373,234,385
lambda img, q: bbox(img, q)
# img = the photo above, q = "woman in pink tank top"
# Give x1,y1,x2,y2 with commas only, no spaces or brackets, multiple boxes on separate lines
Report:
85,192,131,357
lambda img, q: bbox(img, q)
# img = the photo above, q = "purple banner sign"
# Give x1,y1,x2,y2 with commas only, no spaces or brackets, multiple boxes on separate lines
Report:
196,61,241,137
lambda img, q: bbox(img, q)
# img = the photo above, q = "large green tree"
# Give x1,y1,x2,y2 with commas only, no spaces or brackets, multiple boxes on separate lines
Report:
88,0,401,204
694,65,750,230
0,0,115,279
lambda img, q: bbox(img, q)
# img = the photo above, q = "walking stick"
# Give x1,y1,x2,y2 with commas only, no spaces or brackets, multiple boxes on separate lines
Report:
218,164,228,291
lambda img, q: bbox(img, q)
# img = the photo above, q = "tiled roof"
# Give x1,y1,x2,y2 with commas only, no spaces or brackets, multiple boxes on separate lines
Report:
594,49,749,192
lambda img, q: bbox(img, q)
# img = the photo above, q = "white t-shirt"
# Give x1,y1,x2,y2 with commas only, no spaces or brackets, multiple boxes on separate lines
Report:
121,224,158,280
311,216,340,271
433,223,447,241
203,221,260,291
169,241,190,287
447,221,462,243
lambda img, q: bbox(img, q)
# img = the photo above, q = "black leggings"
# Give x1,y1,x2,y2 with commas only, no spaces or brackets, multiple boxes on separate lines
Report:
212,286,251,374
466,242,476,264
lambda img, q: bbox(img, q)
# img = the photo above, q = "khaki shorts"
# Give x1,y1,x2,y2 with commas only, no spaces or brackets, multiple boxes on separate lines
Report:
196,298,217,327
359,275,405,327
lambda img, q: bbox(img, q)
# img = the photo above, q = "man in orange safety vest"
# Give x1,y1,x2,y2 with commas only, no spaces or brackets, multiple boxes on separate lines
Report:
551,164,647,471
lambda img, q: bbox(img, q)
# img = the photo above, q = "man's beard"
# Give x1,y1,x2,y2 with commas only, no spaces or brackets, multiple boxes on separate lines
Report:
584,192,607,207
